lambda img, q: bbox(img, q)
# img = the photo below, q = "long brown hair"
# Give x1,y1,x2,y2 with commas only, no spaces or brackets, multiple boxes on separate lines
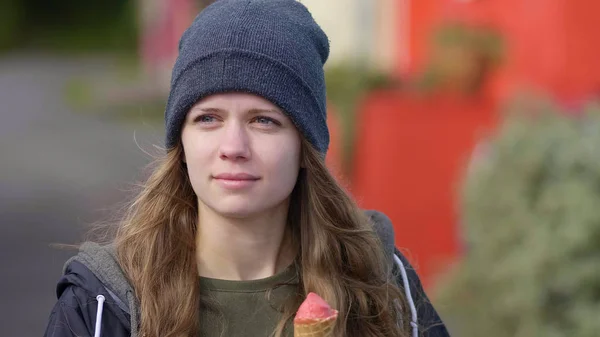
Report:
114,137,411,337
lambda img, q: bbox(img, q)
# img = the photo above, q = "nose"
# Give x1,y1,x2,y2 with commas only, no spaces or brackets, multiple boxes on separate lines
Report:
218,121,251,161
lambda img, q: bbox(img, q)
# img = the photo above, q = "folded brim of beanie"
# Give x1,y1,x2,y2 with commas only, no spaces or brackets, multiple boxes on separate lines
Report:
164,48,329,154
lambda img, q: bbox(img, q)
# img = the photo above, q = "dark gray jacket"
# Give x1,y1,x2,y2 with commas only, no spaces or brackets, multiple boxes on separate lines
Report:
43,210,450,337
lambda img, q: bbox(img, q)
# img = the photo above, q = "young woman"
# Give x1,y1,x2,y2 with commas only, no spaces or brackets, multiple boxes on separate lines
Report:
43,1,450,336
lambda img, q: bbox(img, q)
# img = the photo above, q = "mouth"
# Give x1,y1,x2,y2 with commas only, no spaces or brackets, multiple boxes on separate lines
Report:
212,173,261,181
212,173,260,189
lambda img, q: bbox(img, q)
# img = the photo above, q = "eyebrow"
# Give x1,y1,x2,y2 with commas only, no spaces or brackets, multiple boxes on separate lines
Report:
194,107,225,114
248,108,282,115
192,107,283,115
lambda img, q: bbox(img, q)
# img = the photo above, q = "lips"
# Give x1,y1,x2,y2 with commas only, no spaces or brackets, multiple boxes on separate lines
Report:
212,173,260,181
212,173,260,190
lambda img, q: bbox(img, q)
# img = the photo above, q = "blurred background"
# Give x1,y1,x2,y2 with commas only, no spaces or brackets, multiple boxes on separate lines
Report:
2,0,600,336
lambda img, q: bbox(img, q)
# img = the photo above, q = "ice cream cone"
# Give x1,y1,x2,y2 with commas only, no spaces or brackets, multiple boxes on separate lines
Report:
294,316,337,337
294,292,338,337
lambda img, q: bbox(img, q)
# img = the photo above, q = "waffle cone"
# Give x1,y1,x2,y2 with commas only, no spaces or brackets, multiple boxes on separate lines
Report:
294,316,336,337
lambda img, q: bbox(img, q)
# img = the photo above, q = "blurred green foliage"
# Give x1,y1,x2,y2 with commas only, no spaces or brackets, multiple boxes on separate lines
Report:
0,0,137,53
0,0,23,50
436,97,600,337
434,22,504,64
418,22,505,94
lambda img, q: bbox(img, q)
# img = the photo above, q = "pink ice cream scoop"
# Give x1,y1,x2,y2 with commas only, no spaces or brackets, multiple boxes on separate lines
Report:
294,292,338,336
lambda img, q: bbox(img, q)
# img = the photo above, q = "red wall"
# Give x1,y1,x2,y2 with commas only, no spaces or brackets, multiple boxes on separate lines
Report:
350,91,497,288
401,0,440,74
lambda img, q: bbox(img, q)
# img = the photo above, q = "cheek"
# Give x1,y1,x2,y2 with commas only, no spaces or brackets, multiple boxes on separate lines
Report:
182,138,211,182
266,140,301,187
182,129,213,161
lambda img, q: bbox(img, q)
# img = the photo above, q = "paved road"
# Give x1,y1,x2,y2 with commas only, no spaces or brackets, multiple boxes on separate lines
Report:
0,53,162,337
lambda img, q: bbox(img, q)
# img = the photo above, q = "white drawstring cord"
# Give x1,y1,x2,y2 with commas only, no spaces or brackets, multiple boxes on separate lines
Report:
394,254,419,337
94,295,106,337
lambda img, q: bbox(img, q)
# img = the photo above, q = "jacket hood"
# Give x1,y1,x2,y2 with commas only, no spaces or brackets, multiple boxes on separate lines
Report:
61,242,140,336
365,209,396,261
64,242,134,309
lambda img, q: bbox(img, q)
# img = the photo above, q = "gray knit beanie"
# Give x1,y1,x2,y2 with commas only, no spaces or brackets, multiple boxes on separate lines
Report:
164,0,331,154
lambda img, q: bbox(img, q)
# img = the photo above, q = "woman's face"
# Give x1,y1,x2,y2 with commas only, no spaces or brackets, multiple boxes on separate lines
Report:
181,92,302,218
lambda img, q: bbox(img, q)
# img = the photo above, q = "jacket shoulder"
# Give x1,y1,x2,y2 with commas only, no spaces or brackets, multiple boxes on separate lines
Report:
44,285,94,337
364,209,451,336
393,248,451,336
43,260,131,337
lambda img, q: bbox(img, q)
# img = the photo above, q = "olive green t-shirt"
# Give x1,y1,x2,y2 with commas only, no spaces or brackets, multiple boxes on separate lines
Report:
199,264,299,337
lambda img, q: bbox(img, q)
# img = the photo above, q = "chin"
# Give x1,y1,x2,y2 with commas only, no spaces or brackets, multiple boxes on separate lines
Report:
203,195,289,220
206,198,265,219
214,206,258,219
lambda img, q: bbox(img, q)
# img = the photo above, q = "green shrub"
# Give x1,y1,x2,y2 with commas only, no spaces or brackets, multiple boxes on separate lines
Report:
436,97,600,337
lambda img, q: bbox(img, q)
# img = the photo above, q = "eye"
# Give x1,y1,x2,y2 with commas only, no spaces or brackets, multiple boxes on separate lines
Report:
253,116,281,126
194,114,218,123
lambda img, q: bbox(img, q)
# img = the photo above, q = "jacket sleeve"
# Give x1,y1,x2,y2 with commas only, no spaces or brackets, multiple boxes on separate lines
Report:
393,248,451,337
43,285,95,337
